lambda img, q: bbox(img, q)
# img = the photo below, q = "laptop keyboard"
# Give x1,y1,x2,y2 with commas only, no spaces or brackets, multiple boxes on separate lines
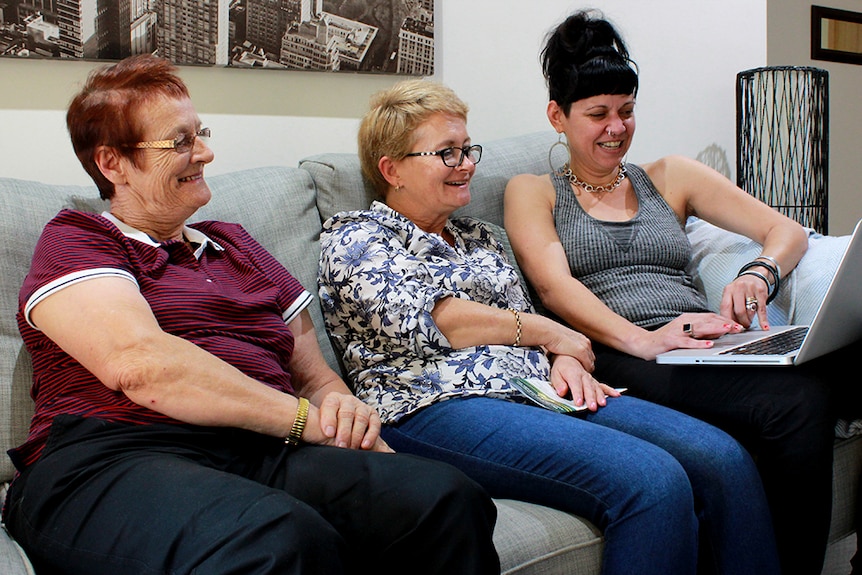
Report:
719,326,809,356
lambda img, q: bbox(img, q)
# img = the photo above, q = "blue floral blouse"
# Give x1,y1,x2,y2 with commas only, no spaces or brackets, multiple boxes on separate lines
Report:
318,201,552,424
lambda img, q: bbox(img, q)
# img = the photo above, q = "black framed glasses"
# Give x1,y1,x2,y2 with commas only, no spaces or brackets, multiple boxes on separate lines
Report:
405,144,482,167
132,127,211,154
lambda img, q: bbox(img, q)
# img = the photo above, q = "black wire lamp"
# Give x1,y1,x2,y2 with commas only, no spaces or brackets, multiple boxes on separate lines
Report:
736,66,829,234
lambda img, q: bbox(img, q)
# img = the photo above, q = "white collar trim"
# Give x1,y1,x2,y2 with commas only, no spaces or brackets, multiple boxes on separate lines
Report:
101,212,224,253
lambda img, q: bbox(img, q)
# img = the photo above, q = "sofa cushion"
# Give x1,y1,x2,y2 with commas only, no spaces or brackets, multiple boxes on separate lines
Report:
493,499,602,575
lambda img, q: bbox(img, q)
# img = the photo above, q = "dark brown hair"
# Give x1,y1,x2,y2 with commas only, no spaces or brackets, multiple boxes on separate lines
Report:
542,10,639,114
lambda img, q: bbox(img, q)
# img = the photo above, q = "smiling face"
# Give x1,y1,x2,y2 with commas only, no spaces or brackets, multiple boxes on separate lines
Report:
108,95,214,238
549,93,636,181
384,112,476,233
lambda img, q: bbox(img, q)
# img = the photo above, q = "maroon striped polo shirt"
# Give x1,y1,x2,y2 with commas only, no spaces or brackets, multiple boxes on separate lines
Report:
11,209,311,469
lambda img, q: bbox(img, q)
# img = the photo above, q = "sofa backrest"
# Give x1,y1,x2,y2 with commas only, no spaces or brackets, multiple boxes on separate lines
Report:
0,166,337,484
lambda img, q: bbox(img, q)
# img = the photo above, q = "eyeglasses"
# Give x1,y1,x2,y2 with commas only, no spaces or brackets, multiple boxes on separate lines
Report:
131,127,211,154
405,144,482,168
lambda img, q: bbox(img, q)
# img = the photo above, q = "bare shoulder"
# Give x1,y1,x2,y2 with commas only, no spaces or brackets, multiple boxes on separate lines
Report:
641,155,706,183
505,172,555,203
642,155,725,196
507,171,553,188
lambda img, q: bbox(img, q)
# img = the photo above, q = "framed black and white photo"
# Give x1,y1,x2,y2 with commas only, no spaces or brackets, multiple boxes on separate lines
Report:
0,0,434,74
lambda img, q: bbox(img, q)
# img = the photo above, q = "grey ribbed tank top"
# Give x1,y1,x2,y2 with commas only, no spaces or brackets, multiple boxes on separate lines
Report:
553,164,708,328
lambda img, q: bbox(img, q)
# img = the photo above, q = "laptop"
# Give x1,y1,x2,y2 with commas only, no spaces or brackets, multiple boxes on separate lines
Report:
656,219,862,366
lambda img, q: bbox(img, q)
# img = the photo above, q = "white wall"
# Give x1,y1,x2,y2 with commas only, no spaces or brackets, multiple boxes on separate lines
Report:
437,2,766,174
1,0,766,188
767,0,862,235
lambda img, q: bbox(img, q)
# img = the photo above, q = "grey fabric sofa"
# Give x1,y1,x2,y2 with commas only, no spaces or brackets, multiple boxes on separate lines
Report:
1,131,858,575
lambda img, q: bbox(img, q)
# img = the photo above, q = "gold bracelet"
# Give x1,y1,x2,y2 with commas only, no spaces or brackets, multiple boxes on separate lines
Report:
285,397,309,447
507,308,522,346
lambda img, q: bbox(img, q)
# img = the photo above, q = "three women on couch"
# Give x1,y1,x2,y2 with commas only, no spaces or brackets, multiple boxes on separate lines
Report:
319,77,782,574
504,10,851,575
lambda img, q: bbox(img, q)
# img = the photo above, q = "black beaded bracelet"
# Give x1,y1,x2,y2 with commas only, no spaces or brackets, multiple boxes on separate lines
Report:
737,260,781,304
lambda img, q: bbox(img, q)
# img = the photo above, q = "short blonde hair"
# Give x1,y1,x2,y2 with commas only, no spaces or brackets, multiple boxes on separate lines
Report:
358,79,469,197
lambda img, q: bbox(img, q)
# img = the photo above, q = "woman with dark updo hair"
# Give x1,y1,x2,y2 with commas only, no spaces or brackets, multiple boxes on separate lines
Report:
506,10,850,575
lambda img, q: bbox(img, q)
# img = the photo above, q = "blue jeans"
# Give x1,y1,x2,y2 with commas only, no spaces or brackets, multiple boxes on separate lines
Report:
382,395,780,575
594,344,840,574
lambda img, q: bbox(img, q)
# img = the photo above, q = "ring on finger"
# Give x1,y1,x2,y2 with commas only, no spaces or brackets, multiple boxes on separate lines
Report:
683,323,694,336
745,296,758,312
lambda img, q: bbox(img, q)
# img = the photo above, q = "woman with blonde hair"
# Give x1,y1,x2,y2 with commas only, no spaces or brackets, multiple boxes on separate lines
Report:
505,10,844,574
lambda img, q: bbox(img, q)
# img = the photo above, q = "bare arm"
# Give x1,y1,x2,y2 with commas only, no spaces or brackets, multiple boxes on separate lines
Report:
30,276,388,451
431,295,595,370
647,155,809,328
432,295,621,409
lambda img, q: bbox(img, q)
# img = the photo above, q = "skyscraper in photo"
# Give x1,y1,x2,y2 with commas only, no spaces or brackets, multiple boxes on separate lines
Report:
56,0,83,57
245,0,287,57
157,0,219,65
397,13,433,75
96,0,131,59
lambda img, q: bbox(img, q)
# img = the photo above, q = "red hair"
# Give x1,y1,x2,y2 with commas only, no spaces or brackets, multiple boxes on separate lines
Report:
66,55,190,199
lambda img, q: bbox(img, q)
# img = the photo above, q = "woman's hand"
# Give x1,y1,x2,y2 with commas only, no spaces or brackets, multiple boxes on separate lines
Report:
529,315,596,372
310,392,393,452
549,355,620,411
632,313,743,360
719,273,771,330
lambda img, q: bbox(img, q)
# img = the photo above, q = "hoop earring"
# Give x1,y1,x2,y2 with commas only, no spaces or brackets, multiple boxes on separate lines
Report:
548,132,570,174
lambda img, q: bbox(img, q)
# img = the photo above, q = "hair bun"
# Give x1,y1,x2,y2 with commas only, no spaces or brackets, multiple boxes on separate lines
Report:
563,12,628,65
541,10,638,108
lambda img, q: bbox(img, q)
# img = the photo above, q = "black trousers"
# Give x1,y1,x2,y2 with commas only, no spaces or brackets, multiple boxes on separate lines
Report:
4,415,500,575
593,342,862,575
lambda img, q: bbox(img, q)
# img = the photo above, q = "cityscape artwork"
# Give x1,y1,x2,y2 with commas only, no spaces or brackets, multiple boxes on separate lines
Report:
0,0,434,74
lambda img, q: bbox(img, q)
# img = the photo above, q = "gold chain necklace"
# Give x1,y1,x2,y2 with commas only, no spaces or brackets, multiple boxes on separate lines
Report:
563,163,627,193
